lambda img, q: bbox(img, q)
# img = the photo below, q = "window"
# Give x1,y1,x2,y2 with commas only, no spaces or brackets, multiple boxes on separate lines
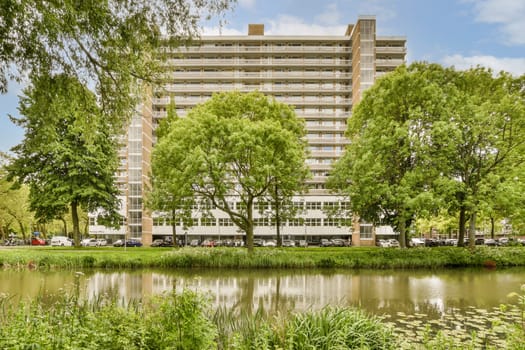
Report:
219,218,234,226
305,218,322,226
306,202,322,210
360,225,373,239
200,217,216,226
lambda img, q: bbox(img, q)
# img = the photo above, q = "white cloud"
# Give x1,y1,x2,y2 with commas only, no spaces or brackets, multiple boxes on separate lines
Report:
468,0,525,45
266,14,347,35
237,0,256,9
315,3,342,26
442,54,525,76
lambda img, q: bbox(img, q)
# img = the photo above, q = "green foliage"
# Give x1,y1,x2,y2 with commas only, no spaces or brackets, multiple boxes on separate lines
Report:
0,0,235,122
151,91,310,252
329,62,525,248
0,290,217,350
7,73,122,245
3,246,525,270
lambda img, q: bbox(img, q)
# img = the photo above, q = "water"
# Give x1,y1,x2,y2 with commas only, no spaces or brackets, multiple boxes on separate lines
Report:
1,267,524,318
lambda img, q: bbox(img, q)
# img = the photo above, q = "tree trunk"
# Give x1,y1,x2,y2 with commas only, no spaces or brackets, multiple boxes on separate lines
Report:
275,187,282,247
458,206,466,247
71,200,81,248
172,208,178,247
246,199,254,253
490,216,495,239
468,211,476,249
399,216,406,248
60,217,68,236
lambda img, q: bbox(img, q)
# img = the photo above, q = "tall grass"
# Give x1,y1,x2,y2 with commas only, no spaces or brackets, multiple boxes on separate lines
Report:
1,285,524,349
2,246,525,270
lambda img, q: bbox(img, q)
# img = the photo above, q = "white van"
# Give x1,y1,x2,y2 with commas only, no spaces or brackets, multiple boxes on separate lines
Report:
50,236,73,246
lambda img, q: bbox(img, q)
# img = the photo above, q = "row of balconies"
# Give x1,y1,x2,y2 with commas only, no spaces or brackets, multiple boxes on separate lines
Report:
376,58,405,67
306,138,350,145
152,110,350,119
167,45,405,55
173,46,352,53
153,97,352,106
166,71,353,79
164,58,353,66
162,84,352,93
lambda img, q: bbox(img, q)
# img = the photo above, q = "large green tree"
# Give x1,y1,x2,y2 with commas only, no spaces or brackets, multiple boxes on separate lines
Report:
329,63,525,248
147,103,195,247
436,68,525,247
0,163,33,240
328,63,458,247
7,73,121,247
0,0,234,122
151,91,309,252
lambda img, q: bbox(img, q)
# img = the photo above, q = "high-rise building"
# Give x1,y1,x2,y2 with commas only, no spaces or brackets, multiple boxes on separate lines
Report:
89,15,406,246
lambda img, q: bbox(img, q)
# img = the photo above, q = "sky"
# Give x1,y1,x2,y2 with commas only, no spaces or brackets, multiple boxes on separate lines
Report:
1,0,524,154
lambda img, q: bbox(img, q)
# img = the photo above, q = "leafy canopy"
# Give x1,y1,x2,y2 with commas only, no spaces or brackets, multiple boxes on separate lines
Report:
0,0,235,123
7,72,121,243
151,91,310,251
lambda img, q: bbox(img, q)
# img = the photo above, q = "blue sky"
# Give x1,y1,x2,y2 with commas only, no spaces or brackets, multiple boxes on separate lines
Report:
1,0,524,153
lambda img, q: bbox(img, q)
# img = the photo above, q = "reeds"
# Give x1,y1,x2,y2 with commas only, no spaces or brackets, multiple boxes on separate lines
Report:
2,246,525,270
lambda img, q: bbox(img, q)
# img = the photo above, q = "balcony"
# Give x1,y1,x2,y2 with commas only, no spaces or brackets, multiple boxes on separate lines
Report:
375,59,405,67
375,46,406,54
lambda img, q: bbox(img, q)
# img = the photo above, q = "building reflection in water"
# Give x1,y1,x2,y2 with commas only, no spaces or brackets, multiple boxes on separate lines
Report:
78,268,525,318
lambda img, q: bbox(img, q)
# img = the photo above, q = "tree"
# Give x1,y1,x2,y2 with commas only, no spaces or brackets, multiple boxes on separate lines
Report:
436,68,525,247
1,0,234,124
328,63,456,248
147,102,196,247
151,91,309,252
6,72,121,247
329,63,525,248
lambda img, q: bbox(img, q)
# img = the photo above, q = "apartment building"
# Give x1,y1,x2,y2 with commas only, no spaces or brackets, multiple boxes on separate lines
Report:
89,15,406,246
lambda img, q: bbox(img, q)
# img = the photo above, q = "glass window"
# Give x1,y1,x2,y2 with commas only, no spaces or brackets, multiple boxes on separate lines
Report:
360,225,373,239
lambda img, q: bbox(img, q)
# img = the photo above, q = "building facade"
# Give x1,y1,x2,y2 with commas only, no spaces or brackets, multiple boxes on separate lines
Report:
89,16,406,246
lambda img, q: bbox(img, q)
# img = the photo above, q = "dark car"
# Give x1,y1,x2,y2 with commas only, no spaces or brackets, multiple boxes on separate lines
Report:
151,239,170,247
320,239,333,247
113,239,142,247
331,238,351,247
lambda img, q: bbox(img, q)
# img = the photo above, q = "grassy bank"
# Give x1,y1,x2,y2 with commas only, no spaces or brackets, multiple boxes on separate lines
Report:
1,288,524,349
1,246,525,270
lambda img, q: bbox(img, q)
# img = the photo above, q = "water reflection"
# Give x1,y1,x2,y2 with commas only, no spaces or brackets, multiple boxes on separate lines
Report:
1,268,524,318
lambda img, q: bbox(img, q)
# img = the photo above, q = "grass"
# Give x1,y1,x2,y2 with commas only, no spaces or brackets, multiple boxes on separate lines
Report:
1,285,524,349
1,246,525,270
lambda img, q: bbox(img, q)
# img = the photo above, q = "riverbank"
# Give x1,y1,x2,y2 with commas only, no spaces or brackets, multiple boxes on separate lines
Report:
1,288,523,349
1,246,525,270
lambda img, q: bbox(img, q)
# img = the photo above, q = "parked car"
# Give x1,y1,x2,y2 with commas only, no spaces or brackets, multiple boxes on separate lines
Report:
387,239,400,248
320,239,333,247
81,238,98,247
50,236,73,247
297,239,308,247
253,238,265,247
377,239,391,247
113,239,142,247
151,239,170,247
410,238,425,247
201,239,216,247
484,238,497,246
189,239,200,247
96,238,107,246
263,239,277,247
31,237,46,245
497,237,510,246
331,238,350,247
445,239,458,246
282,239,295,247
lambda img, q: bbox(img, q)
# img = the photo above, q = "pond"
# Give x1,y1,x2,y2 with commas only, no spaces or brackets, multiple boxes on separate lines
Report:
1,267,524,318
